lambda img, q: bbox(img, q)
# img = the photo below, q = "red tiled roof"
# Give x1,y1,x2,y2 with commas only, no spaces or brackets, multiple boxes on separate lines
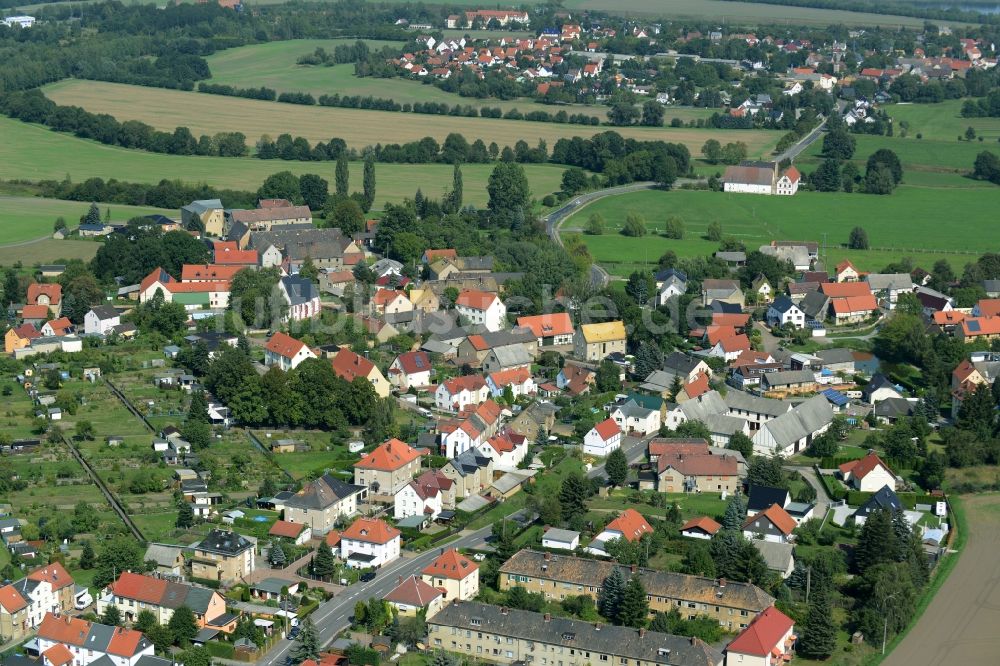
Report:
21,304,50,320
423,249,457,262
933,310,965,325
28,562,74,591
683,373,710,400
331,348,376,383
108,572,168,605
659,452,739,476
269,520,306,538
27,283,61,306
395,351,431,375
422,548,478,579
265,332,307,360
719,334,751,353
213,242,258,265
830,294,878,314
372,289,406,306
706,325,738,346
355,438,423,471
43,644,73,666
38,613,92,646
455,289,499,310
743,504,796,536
385,575,442,607
10,323,41,340
592,417,620,442
681,516,722,535
726,606,794,657
605,509,653,542
488,367,531,388
711,313,750,328
648,438,710,458
106,626,148,657
181,264,243,282
838,452,892,481
324,531,341,548
341,517,400,544
821,282,871,298
166,281,230,294
0,585,26,613
140,267,174,293
961,316,1000,337
44,317,73,335
439,375,487,395
516,313,573,338
782,166,801,182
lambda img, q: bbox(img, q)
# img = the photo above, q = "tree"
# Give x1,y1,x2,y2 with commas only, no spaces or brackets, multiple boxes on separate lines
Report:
842,161,859,192
972,151,1000,184
53,217,67,233
585,213,604,235
674,420,712,440
798,589,837,659
175,501,194,529
681,542,716,577
621,213,647,237
94,536,145,589
746,456,786,488
854,507,896,573
597,567,625,620
313,540,337,580
617,577,649,627
965,126,977,141
258,171,300,203
706,220,723,242
269,539,286,567
79,540,95,569
807,433,839,458
75,420,95,441
822,129,856,160
663,216,684,239
812,158,842,192
721,494,747,531
446,163,464,212
721,141,748,165
299,256,319,283
625,271,654,304
100,604,122,626
135,610,158,635
595,360,620,392
608,102,639,126
702,139,722,164
177,647,211,666
327,198,365,236
168,606,199,646
84,203,101,226
299,174,329,211
606,448,629,487
957,383,996,437
487,162,530,216
865,164,896,194
559,473,590,525
362,153,376,211
641,101,664,127
866,148,903,185
561,167,588,195
335,154,350,197
291,617,320,662
728,432,754,459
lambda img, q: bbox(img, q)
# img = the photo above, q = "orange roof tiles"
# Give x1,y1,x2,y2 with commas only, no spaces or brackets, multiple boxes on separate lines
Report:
658,452,739,477
838,452,892,481
706,325,738,346
422,548,478,579
27,283,61,306
180,264,243,282
744,504,796,536
269,520,306,538
683,373,710,400
108,572,169,605
331,348,376,383
423,249,457,262
265,332,307,360
38,613,92,645
140,267,174,293
324,531,341,548
726,606,794,657
455,289,499,310
605,509,653,542
0,585,26,613
977,299,1000,317
962,316,1000,337
385,575,442,607
681,516,722,535
21,304,51,320
830,294,878,314
28,562,74,591
439,375,487,395
355,438,424,471
933,310,965,325
44,317,73,336
341,517,400,544
488,367,531,388
516,313,573,339
821,282,871,298
711,313,751,328
372,289,406,306
106,626,148,657
720,334,751,353
43,644,73,666
213,242,258,265
592,417,620,442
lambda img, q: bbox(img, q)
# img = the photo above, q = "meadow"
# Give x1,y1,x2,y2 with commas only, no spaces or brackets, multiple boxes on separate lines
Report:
886,100,1000,142
42,80,779,157
0,117,569,207
0,197,173,245
563,186,994,274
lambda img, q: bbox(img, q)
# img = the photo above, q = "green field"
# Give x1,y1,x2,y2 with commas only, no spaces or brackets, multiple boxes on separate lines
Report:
42,80,779,157
564,187,994,274
0,117,569,207
886,100,1000,143
0,197,173,245
801,127,995,173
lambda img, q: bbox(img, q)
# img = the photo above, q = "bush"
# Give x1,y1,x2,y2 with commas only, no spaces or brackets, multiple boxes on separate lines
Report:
818,473,848,501
205,642,235,659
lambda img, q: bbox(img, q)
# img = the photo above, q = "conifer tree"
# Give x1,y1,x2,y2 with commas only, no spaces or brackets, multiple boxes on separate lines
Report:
798,589,837,659
616,577,649,627
597,567,626,620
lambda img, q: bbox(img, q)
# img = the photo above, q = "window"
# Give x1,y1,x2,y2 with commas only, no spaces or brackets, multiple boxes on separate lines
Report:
600,656,609,662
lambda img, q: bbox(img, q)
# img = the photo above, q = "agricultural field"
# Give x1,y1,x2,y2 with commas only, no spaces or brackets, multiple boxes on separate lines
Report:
205,39,715,125
0,239,101,266
886,100,1000,142
0,197,173,246
0,117,570,207
563,186,994,274
41,80,780,157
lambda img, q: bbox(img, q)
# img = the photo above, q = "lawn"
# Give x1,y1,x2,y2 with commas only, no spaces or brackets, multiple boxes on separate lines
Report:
0,197,173,245
563,187,993,274
41,80,781,158
886,100,1000,143
801,130,992,172
0,117,569,207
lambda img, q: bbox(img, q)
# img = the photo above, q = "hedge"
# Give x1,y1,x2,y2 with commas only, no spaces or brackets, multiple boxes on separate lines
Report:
297,600,319,618
190,576,221,589
205,641,236,659
818,472,848,501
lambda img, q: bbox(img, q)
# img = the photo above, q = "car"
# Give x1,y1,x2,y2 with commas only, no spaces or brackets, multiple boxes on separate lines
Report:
472,553,486,562
359,571,376,582
289,627,300,639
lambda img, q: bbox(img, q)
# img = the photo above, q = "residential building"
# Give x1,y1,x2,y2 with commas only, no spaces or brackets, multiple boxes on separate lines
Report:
865,273,913,309
863,373,904,404
742,504,796,543
339,517,401,569
26,283,62,317
498,550,773,629
331,348,390,398
455,290,506,332
477,431,529,472
724,606,795,666
486,367,535,400
746,486,791,517
353,438,425,498
435,375,490,412
515,313,574,347
481,344,532,375
37,614,154,666
264,332,316,371
268,520,311,546
610,399,661,436
723,391,790,431
421,549,479,602
189,529,255,585
439,400,503,459
751,395,833,457
574,321,627,361
701,279,744,307
585,509,652,558
839,452,896,492
767,297,805,329
83,306,121,337
182,200,224,236
541,528,580,551
283,473,366,534
722,161,799,196
680,517,722,540
751,539,795,579
852,485,904,525
385,575,445,618
441,450,494,500
388,351,432,390
427,602,724,666
656,452,740,494
100,572,228,627
759,369,818,397
278,276,321,321
5,324,40,354
0,563,75,641
393,472,447,521
226,205,312,233
582,418,621,457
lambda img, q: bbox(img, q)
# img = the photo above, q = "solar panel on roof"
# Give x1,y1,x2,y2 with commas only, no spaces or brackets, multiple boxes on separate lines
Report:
968,320,981,332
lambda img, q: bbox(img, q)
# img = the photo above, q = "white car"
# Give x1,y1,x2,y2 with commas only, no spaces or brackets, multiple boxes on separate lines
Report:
74,592,93,610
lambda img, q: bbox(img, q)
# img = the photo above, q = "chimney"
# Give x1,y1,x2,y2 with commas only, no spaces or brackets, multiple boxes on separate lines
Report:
718,578,726,588
594,623,602,631
638,628,645,638
630,564,637,573
398,575,403,584
544,551,551,561
544,613,551,622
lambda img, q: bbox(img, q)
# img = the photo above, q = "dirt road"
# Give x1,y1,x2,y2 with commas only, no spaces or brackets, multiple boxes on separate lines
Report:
883,494,1000,665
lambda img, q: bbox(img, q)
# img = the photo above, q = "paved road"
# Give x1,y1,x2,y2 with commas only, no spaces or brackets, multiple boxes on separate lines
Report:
773,115,828,163
587,434,651,479
783,465,829,520
260,525,493,665
883,494,1000,665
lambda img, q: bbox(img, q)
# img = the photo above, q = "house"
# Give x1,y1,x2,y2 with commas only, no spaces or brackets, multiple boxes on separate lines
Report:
268,520,311,546
760,369,817,397
701,279,744,307
664,352,714,383
723,391,790,431
385,576,445,618
428,602,724,666
339,517,401,569
441,449,494,500
486,367,536,401
742,504,796,543
36,614,154,666
839,452,896,492
5,324,40,354
656,452,740,494
751,395,833,457
458,328,538,365
26,283,62,317
834,259,860,283
957,316,1000,344
515,313,574,347
353,438,425,498
435,375,490,412
655,268,688,301
182,200,225,236
583,418,621,457
852,485,904,525
541,528,580,551
439,400,503,459
680,516,722,540
482,344,532,375
393,472,446,522
408,288,440,313
767,297,805,329
100,572,229,628
143,544,186,576
278,276,321,321
874,397,916,424
752,275,773,304
725,606,795,666
498,550,773,629
610,399,661,436
189,529,255,585
752,539,795,579
723,162,776,194
370,289,412,317
212,241,258,266
226,205,312,234
829,293,879,325
574,321,627,361
0,564,75,641
264,332,316,371
585,509,652,557
84,306,120,337
455,290,505,332
775,165,801,195
556,362,595,396
865,273,913,309
863,373,904,404
388,351,432,391
421,549,479,602
283,473,365,534
331,348,389,398
477,431,529,471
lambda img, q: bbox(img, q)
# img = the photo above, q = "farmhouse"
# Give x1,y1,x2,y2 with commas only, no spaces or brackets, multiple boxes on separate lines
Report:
752,395,833,457
722,161,799,195
655,452,740,494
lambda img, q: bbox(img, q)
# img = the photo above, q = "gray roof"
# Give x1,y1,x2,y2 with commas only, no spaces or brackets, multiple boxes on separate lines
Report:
283,474,365,511
751,539,794,573
815,347,855,365
757,395,833,449
641,369,679,393
144,543,184,568
983,279,1000,294
613,399,656,420
88,305,119,320
447,449,492,477
663,353,704,376
704,413,748,436
183,586,216,614
543,528,580,543
865,273,912,292
762,369,816,388
798,290,830,319
183,199,223,215
874,397,916,419
715,251,747,262
769,296,798,314
83,623,115,652
430,602,724,666
251,227,349,259
724,390,790,418
281,276,318,307
252,577,293,594
196,528,254,556
678,391,728,422
488,344,532,368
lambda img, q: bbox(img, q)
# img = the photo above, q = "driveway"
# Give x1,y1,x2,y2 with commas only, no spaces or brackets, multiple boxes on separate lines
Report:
883,494,1000,665
783,464,828,521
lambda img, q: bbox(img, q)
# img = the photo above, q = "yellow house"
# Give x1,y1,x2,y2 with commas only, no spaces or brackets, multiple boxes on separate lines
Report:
421,548,479,601
408,288,441,313
331,348,390,397
181,200,225,237
574,320,627,361
5,325,39,355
